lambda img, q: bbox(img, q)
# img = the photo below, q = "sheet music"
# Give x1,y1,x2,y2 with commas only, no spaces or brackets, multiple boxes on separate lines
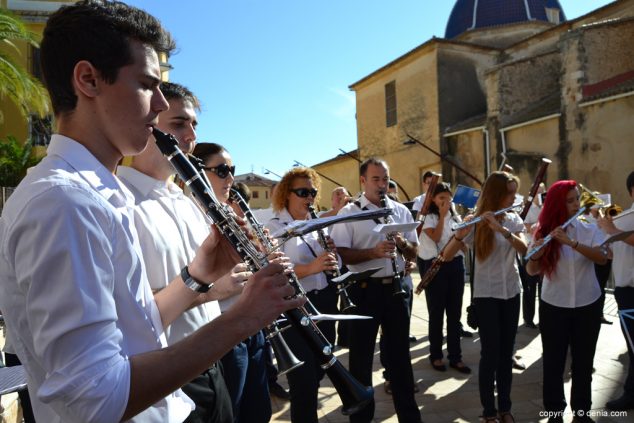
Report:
271,208,392,238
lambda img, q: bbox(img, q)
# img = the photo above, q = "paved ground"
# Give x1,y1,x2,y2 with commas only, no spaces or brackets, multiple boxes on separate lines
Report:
271,273,632,422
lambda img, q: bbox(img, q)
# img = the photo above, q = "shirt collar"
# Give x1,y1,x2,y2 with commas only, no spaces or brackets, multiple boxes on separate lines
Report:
116,165,181,198
47,134,131,207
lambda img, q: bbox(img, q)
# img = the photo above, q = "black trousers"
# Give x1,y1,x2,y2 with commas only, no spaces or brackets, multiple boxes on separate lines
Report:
182,362,233,423
539,298,602,415
419,256,465,363
518,260,541,324
474,294,520,417
614,287,634,395
347,279,421,423
285,284,338,423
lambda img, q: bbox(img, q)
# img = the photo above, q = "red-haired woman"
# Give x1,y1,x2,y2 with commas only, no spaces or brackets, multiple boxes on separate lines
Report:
526,181,608,423
444,171,527,423
265,167,339,423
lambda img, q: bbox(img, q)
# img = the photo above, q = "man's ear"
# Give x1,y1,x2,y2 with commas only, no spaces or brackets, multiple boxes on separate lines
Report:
72,60,101,99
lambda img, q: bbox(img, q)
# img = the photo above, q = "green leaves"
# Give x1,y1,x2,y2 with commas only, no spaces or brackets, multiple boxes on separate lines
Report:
0,135,42,187
0,8,50,119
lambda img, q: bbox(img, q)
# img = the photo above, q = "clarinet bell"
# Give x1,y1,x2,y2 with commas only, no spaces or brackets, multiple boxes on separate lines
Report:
339,289,356,312
392,276,406,297
268,330,304,376
326,360,374,415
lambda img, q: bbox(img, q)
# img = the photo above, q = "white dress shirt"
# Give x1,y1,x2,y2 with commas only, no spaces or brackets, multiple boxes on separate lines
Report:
611,202,634,288
540,219,607,308
418,211,464,260
330,194,418,278
464,212,525,300
411,193,426,212
117,166,221,344
0,135,192,423
265,208,330,292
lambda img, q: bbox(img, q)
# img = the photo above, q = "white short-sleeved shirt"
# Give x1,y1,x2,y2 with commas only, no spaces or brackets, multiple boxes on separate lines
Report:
611,202,634,288
539,219,607,308
412,194,426,213
463,212,525,300
266,208,332,292
329,194,418,278
117,166,221,344
0,135,192,423
417,211,464,260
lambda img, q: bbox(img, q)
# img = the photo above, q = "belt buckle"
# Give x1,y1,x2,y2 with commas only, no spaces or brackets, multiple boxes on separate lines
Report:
381,278,392,285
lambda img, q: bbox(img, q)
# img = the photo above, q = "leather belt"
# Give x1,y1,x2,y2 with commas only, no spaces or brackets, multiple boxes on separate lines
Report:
368,272,404,285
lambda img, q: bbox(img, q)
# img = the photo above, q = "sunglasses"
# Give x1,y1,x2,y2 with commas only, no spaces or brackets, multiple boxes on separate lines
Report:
203,163,236,179
291,188,318,198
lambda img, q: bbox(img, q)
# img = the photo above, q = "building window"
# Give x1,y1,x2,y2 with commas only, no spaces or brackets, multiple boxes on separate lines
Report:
385,81,397,127
545,8,560,24
265,190,268,199
29,46,43,83
253,190,259,199
29,114,52,146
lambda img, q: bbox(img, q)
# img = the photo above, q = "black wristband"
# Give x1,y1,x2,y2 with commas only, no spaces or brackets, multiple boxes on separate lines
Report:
181,265,212,293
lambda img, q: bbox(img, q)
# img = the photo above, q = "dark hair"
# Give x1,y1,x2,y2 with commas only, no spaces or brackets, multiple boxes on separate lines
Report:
388,180,397,189
423,171,434,181
192,143,226,162
627,171,634,196
427,182,453,216
41,0,175,115
159,81,201,111
232,182,251,203
359,157,388,177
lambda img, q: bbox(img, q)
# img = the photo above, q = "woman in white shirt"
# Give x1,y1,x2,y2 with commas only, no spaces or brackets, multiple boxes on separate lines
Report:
417,182,470,374
445,171,527,423
265,167,339,423
526,181,608,423
193,143,271,423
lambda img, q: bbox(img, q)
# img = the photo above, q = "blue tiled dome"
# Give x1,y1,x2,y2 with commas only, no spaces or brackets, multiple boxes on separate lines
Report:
445,0,566,39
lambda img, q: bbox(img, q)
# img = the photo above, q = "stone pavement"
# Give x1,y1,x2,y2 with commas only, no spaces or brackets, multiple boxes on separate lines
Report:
271,273,632,422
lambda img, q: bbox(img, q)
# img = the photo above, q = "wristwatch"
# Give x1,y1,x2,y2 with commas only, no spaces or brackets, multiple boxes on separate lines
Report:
181,265,212,293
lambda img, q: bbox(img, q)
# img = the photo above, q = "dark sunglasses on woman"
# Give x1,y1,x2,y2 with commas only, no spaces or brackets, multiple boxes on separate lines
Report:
291,188,318,198
203,163,236,179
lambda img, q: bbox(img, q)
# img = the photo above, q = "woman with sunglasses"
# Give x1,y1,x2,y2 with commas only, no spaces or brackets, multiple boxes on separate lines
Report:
192,143,271,423
526,181,608,423
265,167,339,423
444,171,527,423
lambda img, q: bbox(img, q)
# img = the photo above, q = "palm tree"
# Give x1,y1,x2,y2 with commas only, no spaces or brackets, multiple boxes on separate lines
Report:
0,8,50,119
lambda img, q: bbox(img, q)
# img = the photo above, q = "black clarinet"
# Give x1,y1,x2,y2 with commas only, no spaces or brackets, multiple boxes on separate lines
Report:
153,128,373,415
379,192,406,296
307,205,356,312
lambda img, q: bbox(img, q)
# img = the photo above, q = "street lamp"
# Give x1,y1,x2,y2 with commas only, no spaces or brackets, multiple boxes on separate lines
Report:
262,168,282,179
403,133,483,186
293,160,345,188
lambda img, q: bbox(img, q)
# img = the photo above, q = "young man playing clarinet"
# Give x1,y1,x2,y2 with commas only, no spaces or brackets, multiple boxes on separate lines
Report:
330,158,422,423
0,2,301,422
118,81,251,423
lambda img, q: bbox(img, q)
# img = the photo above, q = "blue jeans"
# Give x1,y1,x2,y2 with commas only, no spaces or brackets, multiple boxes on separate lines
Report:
220,331,271,423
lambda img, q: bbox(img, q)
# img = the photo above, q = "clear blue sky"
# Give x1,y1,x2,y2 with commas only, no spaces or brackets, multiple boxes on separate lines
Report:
127,0,613,180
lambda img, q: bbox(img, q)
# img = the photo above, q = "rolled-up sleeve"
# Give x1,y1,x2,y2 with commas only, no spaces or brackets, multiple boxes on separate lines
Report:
8,186,130,422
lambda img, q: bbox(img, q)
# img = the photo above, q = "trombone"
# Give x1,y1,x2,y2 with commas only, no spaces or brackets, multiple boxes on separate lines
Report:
578,183,622,217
